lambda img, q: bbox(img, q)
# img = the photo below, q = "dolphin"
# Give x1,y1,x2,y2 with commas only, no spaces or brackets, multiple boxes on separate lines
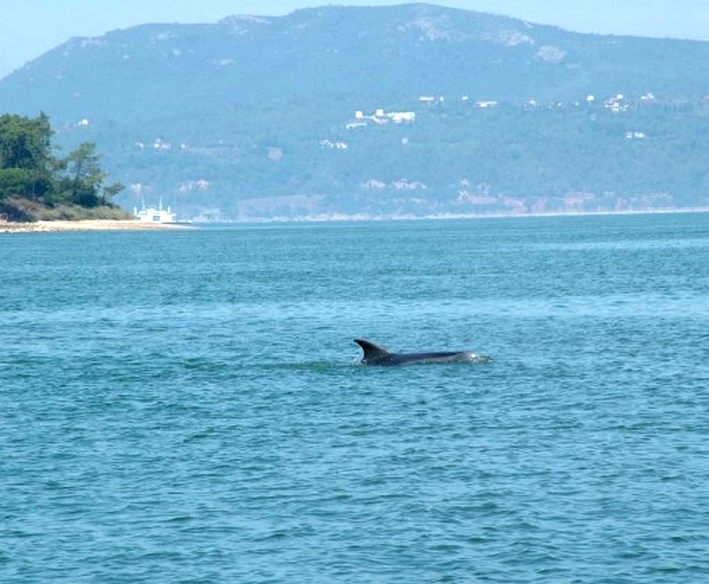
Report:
354,338,491,367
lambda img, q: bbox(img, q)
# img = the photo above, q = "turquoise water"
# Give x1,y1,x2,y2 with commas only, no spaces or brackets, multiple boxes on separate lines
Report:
2,214,709,582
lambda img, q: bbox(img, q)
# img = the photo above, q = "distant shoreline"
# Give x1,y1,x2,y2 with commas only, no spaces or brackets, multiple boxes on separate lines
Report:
3,208,709,232
0,220,193,233
219,207,709,224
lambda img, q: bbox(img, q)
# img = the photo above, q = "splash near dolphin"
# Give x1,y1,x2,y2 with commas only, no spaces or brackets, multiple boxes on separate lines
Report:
354,339,491,367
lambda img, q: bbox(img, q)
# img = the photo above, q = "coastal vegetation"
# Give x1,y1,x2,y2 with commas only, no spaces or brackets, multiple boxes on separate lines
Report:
0,113,127,222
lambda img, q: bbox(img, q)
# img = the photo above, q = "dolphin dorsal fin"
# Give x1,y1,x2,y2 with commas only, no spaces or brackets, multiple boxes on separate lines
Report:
354,339,391,363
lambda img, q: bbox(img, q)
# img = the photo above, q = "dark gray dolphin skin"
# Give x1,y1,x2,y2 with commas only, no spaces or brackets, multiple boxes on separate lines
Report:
354,338,490,366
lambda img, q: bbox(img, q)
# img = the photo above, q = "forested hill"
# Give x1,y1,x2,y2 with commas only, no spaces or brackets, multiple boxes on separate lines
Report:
2,3,709,220
3,3,709,117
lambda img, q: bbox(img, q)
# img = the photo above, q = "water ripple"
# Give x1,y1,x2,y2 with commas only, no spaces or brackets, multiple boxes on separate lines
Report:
3,215,709,582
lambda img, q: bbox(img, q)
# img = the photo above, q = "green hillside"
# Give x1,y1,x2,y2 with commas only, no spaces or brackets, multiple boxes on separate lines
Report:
2,4,709,219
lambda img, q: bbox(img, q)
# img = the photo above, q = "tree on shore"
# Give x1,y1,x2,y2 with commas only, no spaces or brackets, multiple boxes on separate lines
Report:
0,112,124,218
0,112,54,200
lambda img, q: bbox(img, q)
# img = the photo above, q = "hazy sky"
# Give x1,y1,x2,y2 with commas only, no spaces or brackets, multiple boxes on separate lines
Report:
2,0,707,79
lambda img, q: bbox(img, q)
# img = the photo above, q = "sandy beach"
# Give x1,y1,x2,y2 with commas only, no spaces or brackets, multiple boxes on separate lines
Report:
0,220,193,233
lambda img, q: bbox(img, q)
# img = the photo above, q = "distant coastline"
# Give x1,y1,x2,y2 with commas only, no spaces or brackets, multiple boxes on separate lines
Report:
0,220,192,233
217,207,709,224
4,207,709,232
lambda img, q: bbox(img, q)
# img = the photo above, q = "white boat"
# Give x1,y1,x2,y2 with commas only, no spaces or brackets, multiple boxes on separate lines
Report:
133,200,177,223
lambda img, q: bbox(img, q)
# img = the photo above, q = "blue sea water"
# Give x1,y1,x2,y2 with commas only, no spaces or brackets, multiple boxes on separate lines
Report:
2,213,709,583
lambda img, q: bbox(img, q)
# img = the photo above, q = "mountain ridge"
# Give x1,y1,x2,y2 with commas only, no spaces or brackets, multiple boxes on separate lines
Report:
5,3,709,119
1,3,709,220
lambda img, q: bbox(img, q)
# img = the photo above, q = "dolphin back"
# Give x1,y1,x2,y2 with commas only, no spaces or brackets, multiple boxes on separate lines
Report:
354,339,392,365
354,338,491,366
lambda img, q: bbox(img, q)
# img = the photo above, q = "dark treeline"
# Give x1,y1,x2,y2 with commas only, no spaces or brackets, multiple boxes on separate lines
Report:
0,113,124,221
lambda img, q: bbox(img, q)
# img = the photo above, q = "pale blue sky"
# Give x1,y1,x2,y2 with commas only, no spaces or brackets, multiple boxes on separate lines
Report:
2,0,707,79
